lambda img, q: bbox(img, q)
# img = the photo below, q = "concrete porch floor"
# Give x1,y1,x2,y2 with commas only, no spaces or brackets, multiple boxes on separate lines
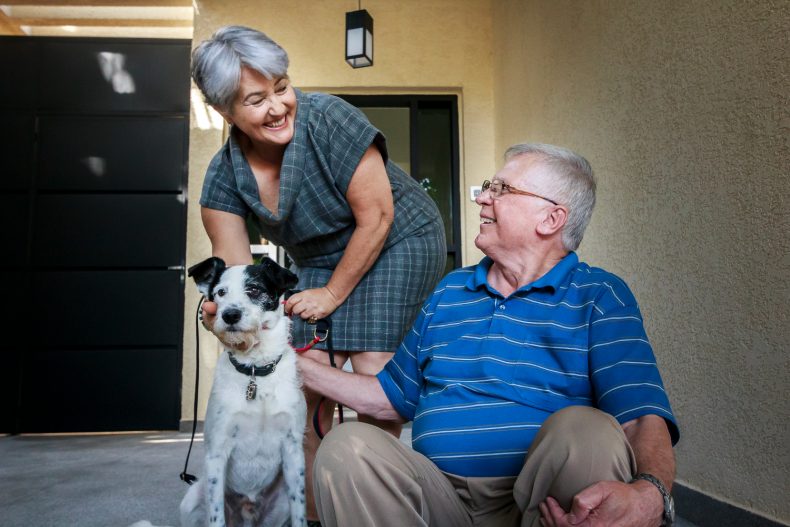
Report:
0,429,699,527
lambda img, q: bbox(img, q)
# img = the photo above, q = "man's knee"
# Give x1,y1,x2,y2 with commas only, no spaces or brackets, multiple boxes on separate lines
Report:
516,406,634,511
313,422,379,480
536,406,626,454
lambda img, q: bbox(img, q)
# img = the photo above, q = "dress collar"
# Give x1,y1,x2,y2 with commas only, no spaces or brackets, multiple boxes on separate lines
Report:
226,87,310,224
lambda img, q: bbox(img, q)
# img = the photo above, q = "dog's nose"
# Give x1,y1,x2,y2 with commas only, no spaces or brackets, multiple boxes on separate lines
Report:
222,308,242,325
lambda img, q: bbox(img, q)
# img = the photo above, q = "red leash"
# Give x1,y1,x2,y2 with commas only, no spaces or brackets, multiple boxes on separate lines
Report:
292,318,342,439
293,336,320,353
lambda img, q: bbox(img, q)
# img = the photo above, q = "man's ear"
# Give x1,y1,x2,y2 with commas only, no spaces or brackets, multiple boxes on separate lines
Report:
536,206,568,237
257,257,298,297
187,257,226,298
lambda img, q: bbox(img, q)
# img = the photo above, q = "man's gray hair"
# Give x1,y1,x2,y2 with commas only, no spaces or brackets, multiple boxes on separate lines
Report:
505,143,596,251
192,25,289,112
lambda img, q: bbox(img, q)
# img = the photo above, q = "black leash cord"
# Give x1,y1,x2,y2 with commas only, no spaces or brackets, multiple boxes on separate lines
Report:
312,318,344,440
179,293,342,479
180,296,204,485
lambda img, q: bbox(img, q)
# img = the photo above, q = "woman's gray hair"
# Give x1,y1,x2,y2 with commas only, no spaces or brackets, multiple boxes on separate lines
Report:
192,25,289,112
505,143,596,251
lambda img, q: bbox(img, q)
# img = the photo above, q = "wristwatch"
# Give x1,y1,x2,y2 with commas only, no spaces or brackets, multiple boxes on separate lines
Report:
632,472,675,526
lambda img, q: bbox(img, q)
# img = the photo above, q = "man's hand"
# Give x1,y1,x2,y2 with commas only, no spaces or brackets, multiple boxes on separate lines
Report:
539,480,664,527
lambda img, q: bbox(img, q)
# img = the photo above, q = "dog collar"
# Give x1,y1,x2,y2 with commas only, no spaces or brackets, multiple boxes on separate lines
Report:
227,353,282,377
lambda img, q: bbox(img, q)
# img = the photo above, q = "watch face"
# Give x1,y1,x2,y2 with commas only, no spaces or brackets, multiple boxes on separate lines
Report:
668,496,676,520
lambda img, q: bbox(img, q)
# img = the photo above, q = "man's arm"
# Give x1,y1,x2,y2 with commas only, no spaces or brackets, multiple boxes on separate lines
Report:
297,354,405,423
541,414,675,527
623,413,676,491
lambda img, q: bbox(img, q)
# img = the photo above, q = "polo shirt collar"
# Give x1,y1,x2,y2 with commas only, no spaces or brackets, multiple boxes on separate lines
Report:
466,252,579,295
529,251,578,292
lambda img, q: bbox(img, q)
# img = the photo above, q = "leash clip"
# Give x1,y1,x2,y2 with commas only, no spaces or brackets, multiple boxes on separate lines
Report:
313,319,330,342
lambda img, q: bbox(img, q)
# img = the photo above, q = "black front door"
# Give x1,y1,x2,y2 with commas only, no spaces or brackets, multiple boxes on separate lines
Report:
0,37,190,432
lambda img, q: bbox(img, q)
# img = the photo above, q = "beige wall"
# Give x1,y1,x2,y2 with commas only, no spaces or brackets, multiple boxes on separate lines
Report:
184,0,493,425
492,0,789,522
185,0,788,520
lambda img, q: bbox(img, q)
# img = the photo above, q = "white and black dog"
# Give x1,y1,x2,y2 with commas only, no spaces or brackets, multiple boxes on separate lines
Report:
180,256,306,527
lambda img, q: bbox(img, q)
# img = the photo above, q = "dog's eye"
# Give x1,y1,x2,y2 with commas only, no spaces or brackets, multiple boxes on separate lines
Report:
216,288,227,298
246,287,262,299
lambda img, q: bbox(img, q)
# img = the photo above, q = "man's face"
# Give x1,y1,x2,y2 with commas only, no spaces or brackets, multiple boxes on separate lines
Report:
474,155,558,258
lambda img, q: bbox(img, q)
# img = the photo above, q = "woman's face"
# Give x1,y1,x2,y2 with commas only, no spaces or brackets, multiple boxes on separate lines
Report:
223,67,297,150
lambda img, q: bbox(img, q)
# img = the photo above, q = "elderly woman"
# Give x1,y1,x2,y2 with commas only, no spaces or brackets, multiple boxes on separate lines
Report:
191,25,446,523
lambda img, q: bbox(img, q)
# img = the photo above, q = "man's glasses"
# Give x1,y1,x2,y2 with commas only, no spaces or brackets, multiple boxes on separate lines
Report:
481,179,559,205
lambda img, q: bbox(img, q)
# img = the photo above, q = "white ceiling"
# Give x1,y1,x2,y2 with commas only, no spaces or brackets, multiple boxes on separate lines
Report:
0,0,194,39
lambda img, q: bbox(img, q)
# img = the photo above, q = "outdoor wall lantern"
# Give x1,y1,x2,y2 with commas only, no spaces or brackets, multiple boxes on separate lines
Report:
345,8,373,68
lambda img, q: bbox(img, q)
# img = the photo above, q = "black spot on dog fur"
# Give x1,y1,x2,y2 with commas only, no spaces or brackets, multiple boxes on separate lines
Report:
244,258,298,311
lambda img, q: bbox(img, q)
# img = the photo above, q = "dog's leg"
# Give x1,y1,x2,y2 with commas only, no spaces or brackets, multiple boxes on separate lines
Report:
205,452,229,527
180,480,206,527
282,427,307,527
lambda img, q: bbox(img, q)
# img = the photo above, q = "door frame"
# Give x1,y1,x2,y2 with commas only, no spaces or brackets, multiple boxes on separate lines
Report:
338,94,462,270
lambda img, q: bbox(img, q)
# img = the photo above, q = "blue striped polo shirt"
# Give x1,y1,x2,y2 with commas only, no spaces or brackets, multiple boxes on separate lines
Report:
377,252,679,477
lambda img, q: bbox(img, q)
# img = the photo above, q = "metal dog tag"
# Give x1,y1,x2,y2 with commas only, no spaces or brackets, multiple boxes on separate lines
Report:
246,378,257,401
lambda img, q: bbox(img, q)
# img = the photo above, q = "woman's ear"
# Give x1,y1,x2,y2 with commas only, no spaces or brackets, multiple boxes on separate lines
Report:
536,205,568,237
211,105,234,126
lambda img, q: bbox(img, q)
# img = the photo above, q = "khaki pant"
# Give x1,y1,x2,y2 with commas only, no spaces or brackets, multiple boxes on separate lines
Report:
313,406,637,527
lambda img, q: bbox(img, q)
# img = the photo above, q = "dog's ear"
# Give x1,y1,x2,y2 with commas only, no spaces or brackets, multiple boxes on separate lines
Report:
256,257,298,297
187,257,226,298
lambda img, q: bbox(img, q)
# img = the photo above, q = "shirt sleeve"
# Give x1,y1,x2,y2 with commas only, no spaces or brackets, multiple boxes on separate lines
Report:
319,96,388,195
588,285,680,445
377,299,431,421
199,151,249,217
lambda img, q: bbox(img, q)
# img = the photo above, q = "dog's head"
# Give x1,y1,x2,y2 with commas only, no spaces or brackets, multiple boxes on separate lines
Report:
187,256,298,352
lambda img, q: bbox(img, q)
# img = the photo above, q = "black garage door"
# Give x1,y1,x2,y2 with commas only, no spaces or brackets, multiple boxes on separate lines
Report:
0,37,190,432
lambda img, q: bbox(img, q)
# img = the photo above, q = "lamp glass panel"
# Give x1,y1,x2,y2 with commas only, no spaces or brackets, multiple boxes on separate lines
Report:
365,29,373,60
350,57,372,68
347,27,363,56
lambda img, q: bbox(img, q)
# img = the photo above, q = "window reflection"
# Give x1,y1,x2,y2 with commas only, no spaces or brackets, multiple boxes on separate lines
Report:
82,156,106,177
97,52,136,94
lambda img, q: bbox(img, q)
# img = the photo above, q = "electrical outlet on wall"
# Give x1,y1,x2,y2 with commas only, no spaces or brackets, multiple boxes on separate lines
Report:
470,186,482,201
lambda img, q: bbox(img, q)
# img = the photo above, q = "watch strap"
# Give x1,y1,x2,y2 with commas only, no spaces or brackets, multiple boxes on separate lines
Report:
632,472,673,526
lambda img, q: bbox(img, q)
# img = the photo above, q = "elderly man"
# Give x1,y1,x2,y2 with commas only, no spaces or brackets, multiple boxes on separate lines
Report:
297,143,679,527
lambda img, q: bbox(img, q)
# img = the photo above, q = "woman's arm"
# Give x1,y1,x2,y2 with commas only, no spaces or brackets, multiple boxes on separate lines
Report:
286,144,394,321
201,207,254,265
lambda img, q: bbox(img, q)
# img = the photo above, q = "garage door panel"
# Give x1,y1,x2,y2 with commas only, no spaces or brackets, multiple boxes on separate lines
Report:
0,113,35,190
37,40,190,113
34,270,182,348
34,195,184,267
37,116,186,192
19,347,180,432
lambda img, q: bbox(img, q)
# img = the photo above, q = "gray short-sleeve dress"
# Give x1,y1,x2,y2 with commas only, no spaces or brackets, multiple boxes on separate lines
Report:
200,89,447,352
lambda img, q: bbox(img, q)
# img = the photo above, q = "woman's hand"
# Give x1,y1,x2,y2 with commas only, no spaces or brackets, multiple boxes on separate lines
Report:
285,144,393,324
285,287,340,322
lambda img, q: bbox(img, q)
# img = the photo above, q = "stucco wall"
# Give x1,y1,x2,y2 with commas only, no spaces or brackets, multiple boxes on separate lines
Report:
491,0,789,522
183,0,494,423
